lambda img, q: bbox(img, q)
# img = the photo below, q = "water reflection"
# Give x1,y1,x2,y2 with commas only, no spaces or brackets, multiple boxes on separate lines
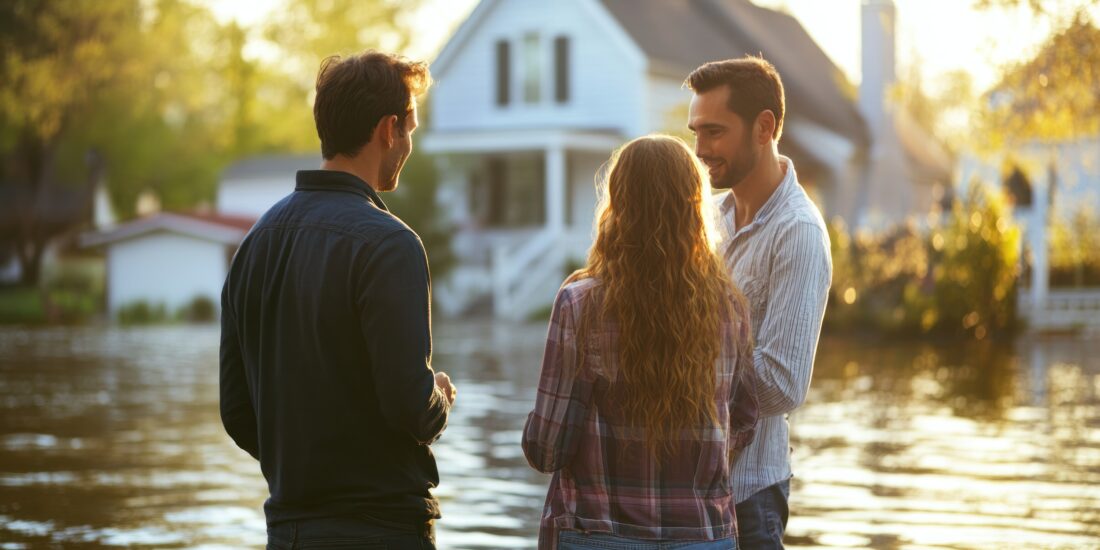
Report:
0,324,1097,548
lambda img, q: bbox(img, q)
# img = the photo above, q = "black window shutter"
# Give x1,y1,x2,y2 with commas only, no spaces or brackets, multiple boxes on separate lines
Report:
496,40,510,106
554,36,569,103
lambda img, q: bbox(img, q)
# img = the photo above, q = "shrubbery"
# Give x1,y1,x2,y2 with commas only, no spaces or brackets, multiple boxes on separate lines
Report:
826,182,1021,340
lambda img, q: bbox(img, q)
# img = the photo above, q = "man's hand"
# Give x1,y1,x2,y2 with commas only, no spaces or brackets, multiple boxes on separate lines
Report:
435,371,457,405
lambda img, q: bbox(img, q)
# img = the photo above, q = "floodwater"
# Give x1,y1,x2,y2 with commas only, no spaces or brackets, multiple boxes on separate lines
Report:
0,322,1097,549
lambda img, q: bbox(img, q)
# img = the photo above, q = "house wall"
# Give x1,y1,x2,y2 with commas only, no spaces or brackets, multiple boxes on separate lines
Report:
567,151,604,236
957,137,1100,222
218,177,294,218
432,0,647,138
646,76,692,135
106,232,227,315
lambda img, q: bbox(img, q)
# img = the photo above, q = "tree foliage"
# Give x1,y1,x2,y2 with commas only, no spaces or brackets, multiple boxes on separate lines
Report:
826,183,1021,340
975,1,1100,145
0,0,443,286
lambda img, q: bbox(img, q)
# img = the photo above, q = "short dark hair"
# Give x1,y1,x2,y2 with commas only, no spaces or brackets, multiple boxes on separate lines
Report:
313,51,432,160
685,56,785,140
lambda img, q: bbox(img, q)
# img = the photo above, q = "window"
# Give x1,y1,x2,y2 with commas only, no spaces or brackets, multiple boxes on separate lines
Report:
554,36,570,103
470,155,545,227
522,32,541,103
495,40,510,106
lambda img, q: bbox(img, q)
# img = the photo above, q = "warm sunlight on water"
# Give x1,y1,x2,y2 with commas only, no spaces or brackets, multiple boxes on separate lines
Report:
0,323,1097,548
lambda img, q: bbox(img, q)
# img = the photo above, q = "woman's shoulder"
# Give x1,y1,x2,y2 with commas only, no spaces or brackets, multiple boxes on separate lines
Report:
559,276,602,302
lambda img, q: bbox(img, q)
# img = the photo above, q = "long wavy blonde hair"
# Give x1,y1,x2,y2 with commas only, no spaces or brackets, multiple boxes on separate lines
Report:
570,135,749,457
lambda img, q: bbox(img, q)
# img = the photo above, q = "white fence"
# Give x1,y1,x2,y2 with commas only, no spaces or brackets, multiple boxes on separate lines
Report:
1019,288,1100,332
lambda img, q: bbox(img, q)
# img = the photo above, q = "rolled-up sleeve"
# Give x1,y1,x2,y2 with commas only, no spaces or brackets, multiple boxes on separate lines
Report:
753,221,831,417
729,314,759,452
522,286,593,473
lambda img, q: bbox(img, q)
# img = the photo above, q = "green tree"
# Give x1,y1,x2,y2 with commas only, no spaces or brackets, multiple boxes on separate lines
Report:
891,61,977,155
975,2,1100,146
0,0,143,285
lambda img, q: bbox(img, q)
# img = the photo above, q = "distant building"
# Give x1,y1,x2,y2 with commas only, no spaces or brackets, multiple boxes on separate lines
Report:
81,155,318,319
81,212,255,316
218,154,319,218
423,0,951,318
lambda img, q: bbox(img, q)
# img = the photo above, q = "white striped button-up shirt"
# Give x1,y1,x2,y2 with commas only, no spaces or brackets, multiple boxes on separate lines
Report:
714,156,832,503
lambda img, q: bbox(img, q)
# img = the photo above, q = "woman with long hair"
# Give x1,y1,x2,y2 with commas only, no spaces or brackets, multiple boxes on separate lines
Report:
522,135,759,549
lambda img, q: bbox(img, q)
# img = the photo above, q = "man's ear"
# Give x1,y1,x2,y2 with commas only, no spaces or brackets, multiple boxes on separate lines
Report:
756,110,777,145
375,114,399,148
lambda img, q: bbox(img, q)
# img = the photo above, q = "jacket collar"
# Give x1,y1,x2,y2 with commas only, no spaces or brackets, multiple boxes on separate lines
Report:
295,170,388,211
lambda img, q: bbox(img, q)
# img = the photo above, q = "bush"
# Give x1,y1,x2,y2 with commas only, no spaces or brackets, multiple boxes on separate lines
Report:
0,286,46,324
1049,206,1100,287
42,261,104,324
117,300,168,325
825,181,1021,340
928,182,1021,339
825,219,932,333
179,295,217,323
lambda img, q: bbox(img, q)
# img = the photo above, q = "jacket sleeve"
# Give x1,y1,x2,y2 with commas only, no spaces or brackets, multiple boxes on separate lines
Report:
220,277,259,460
752,221,832,417
522,285,593,473
357,230,450,445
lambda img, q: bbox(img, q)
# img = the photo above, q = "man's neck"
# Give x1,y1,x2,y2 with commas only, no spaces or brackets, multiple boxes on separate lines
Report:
321,155,381,192
730,154,786,231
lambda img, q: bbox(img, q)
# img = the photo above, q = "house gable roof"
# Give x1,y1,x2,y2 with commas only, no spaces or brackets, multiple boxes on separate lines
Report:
431,0,645,79
81,212,256,248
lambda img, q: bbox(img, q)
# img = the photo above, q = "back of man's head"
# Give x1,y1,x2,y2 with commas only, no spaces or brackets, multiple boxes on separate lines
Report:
313,51,432,160
686,56,785,140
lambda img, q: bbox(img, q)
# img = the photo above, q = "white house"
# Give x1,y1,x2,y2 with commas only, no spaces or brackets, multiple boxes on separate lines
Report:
423,0,951,318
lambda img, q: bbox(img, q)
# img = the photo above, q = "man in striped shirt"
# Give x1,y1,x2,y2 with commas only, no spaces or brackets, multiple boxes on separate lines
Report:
686,57,833,549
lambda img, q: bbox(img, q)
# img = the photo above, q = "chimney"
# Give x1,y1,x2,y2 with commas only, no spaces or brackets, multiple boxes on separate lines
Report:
859,0,897,138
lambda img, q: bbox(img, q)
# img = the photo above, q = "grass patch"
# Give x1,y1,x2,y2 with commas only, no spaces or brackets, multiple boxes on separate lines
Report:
0,286,46,324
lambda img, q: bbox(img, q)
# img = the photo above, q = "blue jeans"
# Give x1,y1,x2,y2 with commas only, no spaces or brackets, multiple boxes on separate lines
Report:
558,531,736,550
734,480,790,550
266,516,436,549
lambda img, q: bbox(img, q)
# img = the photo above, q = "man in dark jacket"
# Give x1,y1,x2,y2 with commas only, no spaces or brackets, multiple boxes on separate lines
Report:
219,51,456,550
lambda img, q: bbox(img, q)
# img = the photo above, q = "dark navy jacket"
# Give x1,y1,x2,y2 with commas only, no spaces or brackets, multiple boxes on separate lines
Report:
219,169,450,527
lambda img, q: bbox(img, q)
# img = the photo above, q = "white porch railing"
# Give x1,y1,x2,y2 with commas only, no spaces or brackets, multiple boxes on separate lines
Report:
1018,288,1100,331
491,230,590,320
492,230,562,320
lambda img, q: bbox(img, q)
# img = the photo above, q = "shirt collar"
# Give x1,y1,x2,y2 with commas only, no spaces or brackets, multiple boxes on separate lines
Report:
295,170,388,211
719,155,797,230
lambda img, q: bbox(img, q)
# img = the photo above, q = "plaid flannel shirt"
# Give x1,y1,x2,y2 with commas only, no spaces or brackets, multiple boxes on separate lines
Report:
522,277,759,549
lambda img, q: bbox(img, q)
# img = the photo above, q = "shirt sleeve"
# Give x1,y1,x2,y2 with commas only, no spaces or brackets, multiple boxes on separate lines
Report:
357,230,451,445
219,276,259,460
729,312,759,452
752,220,832,417
522,285,593,473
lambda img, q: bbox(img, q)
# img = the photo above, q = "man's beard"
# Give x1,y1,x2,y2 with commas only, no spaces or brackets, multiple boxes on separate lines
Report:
714,141,758,190
378,148,408,192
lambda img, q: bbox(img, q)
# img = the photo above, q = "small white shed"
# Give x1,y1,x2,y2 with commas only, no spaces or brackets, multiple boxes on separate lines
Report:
81,212,255,318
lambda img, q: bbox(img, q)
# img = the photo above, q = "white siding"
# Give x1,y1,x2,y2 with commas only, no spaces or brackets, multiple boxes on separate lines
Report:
645,76,692,134
218,177,294,218
106,233,228,314
432,0,647,138
568,151,603,234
